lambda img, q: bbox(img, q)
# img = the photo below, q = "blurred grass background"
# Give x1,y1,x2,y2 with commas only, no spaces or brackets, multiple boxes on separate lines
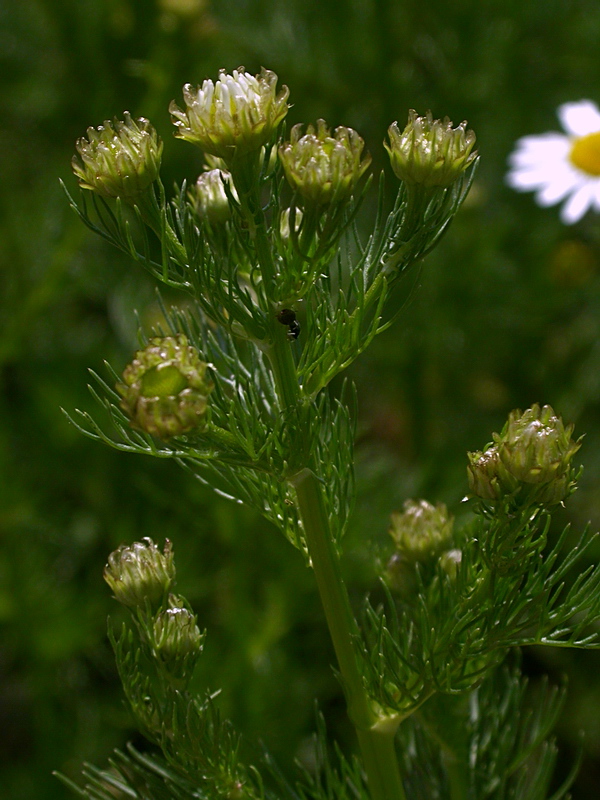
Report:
3,0,600,797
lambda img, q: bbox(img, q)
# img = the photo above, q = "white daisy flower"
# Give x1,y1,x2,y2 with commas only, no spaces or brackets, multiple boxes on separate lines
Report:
506,100,600,224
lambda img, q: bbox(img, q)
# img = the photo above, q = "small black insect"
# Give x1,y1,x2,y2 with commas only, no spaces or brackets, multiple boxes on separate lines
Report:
277,308,300,341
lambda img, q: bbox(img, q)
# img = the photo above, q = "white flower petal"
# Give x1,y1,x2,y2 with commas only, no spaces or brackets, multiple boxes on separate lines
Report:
560,182,596,223
506,169,549,190
506,164,578,192
558,100,600,137
510,133,570,161
536,173,582,206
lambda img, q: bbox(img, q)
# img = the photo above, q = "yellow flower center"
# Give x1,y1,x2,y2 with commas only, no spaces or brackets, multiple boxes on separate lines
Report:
570,131,600,176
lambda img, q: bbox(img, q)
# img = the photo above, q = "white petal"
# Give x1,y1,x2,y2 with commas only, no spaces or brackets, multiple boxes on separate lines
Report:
506,169,549,190
506,164,577,192
536,173,580,206
508,136,570,172
560,182,596,223
558,100,600,137
511,133,569,158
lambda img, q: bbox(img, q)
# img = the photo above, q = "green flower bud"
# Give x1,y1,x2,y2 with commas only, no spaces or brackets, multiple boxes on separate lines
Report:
467,404,582,505
153,606,204,679
279,207,303,240
72,112,163,200
439,548,462,580
189,168,237,224
170,67,289,160
279,120,372,206
389,499,454,560
385,110,477,188
104,538,174,609
117,335,214,439
386,501,455,597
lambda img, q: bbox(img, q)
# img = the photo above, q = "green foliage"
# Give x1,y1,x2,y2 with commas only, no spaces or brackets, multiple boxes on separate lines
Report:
55,56,600,800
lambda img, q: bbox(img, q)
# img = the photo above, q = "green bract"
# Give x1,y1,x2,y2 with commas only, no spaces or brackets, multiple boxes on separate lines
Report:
279,120,372,206
117,335,214,438
169,67,289,160
467,404,582,505
104,538,174,609
385,110,477,188
72,112,163,200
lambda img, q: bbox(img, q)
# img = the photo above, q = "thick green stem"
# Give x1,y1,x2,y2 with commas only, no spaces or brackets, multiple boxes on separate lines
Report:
290,468,406,800
245,168,406,800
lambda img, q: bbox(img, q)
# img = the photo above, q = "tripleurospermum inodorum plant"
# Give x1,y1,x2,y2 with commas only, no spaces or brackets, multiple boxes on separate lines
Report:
61,66,600,800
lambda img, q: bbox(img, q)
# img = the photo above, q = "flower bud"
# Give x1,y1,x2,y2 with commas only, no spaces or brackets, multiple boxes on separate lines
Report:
386,501,455,598
117,335,214,439
467,404,582,505
170,67,289,160
189,168,237,224
279,120,371,206
153,606,204,679
440,548,462,580
104,538,174,609
279,207,303,240
389,499,454,560
385,110,477,188
72,112,163,200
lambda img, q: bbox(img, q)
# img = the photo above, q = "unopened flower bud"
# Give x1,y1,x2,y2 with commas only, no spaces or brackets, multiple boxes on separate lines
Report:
279,120,371,206
117,335,214,439
440,548,462,580
279,207,303,240
153,606,203,678
189,169,237,224
468,404,582,505
170,67,289,160
385,110,476,188
389,499,454,560
72,112,163,200
104,538,174,609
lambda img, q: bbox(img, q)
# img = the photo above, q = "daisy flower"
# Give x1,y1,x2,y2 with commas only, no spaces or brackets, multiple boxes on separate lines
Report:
506,100,600,224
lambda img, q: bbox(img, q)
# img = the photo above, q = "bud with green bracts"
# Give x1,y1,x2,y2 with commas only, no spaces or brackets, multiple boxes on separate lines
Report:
72,112,163,200
104,538,175,609
389,499,454,559
170,67,289,160
117,335,214,439
386,499,454,597
385,110,476,188
467,404,582,505
189,168,237,224
153,605,204,680
279,120,371,207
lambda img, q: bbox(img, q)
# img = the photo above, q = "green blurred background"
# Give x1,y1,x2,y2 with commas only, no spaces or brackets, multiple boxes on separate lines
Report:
3,0,600,796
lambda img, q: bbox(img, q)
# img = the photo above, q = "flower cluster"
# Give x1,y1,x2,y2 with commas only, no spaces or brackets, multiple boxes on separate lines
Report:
468,404,582,505
385,110,477,188
117,335,214,438
279,120,372,206
72,112,163,200
506,100,600,224
170,67,289,160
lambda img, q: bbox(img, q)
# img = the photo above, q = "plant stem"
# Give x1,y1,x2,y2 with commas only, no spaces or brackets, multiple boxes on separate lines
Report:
290,467,406,800
245,176,406,800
